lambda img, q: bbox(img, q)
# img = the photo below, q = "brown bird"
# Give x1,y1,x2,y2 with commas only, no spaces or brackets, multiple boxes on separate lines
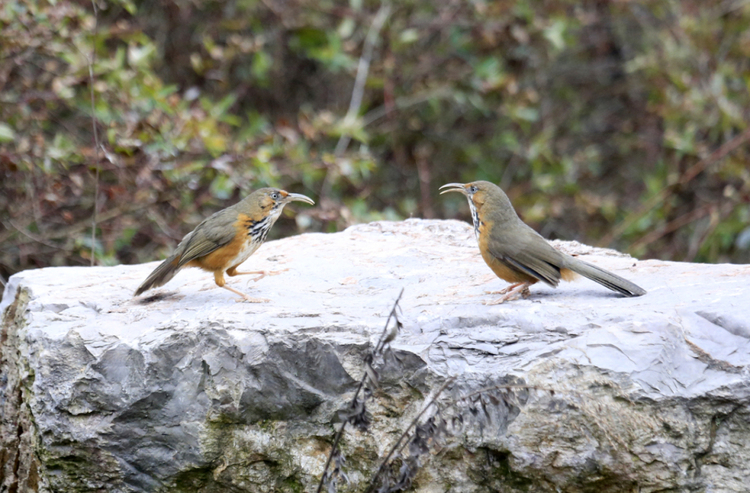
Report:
135,188,314,302
440,181,646,303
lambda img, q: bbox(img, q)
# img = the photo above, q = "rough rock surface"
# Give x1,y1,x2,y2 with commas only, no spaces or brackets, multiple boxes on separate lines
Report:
1,219,749,492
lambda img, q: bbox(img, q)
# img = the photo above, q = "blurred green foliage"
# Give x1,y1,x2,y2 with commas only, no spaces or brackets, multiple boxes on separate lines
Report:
1,0,749,283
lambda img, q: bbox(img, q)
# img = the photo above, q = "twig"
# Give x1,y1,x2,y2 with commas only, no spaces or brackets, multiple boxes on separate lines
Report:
364,381,558,492
372,287,404,355
601,126,750,248
360,86,451,127
320,2,391,201
9,203,151,248
415,145,434,218
630,203,713,252
315,288,404,493
147,210,184,241
363,377,454,493
684,205,722,262
88,0,101,266
7,220,69,251
334,2,391,156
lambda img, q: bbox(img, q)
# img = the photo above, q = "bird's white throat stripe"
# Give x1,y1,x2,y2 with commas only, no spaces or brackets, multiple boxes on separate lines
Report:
468,200,481,240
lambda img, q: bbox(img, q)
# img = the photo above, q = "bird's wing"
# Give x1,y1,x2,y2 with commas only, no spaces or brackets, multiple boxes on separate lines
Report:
486,222,565,287
174,208,238,268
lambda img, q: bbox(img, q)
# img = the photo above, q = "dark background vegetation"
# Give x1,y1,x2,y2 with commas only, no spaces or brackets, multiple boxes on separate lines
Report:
2,0,750,288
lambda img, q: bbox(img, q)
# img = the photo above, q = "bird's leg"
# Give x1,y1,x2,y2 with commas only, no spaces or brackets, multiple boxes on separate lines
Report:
222,285,270,303
484,282,532,305
226,266,289,282
214,271,269,303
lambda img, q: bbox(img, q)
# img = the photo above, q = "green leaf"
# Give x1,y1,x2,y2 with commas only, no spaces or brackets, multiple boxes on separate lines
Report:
543,19,567,51
291,28,328,50
118,0,137,14
399,29,419,44
47,133,77,164
210,175,235,200
127,42,155,68
0,123,15,143
252,51,272,80
338,18,356,39
211,93,238,118
511,106,539,122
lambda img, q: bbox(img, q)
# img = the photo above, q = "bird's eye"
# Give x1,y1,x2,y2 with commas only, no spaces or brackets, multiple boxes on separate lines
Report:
271,192,280,200
469,185,478,193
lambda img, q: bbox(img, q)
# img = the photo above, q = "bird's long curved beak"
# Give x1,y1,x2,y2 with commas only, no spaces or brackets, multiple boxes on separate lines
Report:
439,183,468,195
285,192,315,205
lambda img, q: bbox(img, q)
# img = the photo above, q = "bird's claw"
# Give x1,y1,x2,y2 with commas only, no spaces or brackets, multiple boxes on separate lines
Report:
251,269,289,282
485,286,514,295
484,284,530,304
236,296,270,303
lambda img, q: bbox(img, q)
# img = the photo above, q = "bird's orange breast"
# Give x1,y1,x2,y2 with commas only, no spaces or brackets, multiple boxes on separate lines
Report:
476,217,538,284
188,214,262,273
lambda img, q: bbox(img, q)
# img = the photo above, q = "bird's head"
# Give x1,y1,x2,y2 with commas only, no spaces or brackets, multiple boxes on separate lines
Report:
440,180,517,227
439,181,493,209
247,188,315,219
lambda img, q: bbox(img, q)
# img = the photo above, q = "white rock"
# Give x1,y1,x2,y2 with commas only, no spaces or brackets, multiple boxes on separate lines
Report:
1,219,749,492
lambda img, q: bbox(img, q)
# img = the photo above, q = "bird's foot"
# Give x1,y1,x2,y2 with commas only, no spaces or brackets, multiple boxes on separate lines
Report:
221,284,269,303
251,269,289,282
234,269,289,282
227,268,289,282
484,283,531,304
485,283,523,296
235,295,271,303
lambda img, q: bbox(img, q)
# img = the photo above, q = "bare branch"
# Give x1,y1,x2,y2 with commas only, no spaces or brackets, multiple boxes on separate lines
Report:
334,2,392,156
315,288,404,493
320,2,391,203
601,126,750,248
88,0,102,266
364,377,454,493
361,86,452,128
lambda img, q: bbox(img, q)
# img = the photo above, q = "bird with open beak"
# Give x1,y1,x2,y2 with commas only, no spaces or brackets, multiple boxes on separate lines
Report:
440,181,646,303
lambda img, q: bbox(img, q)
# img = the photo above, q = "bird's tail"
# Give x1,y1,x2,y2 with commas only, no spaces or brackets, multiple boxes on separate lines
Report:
564,256,646,297
134,256,181,296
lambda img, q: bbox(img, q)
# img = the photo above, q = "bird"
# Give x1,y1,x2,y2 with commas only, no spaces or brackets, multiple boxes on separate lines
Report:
439,181,646,303
134,187,314,302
